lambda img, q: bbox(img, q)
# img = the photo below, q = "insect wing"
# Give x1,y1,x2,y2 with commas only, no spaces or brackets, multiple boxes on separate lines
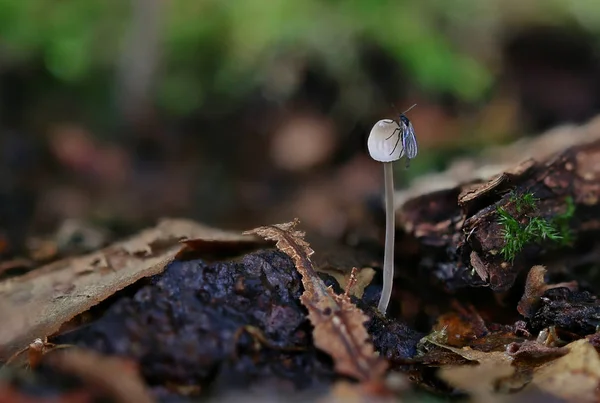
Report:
401,119,418,159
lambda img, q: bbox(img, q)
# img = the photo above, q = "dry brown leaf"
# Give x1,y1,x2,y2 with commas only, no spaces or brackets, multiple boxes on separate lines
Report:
432,304,488,348
438,338,600,403
244,219,388,381
426,339,514,365
439,362,515,403
175,221,265,260
45,349,154,403
0,218,259,360
527,339,600,403
429,338,517,402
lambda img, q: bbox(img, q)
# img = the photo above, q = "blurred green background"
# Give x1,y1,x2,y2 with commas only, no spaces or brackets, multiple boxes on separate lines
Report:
1,0,600,256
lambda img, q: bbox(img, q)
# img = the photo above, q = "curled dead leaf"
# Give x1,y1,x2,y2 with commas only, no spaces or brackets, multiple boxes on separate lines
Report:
244,219,388,381
318,267,376,299
506,340,569,361
517,265,578,318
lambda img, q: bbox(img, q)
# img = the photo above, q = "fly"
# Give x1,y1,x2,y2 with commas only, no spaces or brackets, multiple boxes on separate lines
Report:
385,104,418,168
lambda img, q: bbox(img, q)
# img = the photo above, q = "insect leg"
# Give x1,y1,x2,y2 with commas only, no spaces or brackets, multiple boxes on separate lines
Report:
389,133,402,155
386,127,400,140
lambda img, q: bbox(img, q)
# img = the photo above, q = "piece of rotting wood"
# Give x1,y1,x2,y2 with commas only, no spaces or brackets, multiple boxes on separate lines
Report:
399,137,600,292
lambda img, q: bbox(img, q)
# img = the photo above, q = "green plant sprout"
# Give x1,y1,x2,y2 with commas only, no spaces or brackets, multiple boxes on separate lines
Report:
497,193,575,262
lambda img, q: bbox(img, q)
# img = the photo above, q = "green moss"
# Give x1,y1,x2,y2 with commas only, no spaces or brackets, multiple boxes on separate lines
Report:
554,196,576,246
510,192,538,213
497,193,575,262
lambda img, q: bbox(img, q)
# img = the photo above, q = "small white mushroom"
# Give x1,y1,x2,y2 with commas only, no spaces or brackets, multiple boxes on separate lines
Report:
367,120,405,162
367,119,404,315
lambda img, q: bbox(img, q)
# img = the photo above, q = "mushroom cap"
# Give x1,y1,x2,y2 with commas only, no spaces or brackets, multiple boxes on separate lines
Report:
367,119,404,162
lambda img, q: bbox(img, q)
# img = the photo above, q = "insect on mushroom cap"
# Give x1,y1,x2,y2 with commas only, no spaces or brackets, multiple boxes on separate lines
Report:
367,119,405,162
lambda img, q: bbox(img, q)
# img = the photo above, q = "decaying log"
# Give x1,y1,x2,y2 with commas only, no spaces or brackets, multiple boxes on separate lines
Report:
394,115,600,208
399,138,600,292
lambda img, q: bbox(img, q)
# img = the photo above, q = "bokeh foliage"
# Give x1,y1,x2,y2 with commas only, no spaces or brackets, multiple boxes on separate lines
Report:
0,0,597,116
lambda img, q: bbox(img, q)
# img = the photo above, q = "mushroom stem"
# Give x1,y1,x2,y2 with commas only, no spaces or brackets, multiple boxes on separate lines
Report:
378,162,395,314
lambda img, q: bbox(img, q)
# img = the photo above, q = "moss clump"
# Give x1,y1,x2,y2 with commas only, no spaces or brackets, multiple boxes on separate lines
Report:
497,193,575,262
